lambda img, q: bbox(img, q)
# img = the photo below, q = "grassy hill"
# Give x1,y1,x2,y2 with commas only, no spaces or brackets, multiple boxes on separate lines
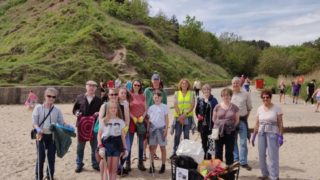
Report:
0,0,229,86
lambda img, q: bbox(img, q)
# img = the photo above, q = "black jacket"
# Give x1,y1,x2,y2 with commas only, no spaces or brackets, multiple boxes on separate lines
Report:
195,95,218,134
72,94,102,116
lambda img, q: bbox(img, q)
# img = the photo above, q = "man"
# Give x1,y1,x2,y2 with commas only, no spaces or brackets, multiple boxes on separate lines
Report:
231,77,253,171
305,79,316,105
73,80,102,173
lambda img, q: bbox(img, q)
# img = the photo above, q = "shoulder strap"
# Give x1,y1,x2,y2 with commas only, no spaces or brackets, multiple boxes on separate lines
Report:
39,106,54,127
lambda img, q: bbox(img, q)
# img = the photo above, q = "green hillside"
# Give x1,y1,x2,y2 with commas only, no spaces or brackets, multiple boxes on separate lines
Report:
0,0,229,86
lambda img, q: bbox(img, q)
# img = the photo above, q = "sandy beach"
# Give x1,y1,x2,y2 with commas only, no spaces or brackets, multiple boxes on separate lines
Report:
0,87,319,180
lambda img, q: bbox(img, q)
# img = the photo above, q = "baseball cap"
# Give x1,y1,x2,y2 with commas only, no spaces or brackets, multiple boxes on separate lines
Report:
151,73,160,81
86,80,97,86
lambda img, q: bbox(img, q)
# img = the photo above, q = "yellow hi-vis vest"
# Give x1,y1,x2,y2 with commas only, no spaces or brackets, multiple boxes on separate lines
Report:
174,90,194,117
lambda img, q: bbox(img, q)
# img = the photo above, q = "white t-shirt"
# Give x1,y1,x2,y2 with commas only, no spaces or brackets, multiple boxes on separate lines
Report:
147,103,168,129
256,104,282,133
101,118,125,138
86,96,93,104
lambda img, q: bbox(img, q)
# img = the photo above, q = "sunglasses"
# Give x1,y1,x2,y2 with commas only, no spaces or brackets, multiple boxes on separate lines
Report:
262,96,270,99
109,93,118,96
134,84,141,87
46,95,56,99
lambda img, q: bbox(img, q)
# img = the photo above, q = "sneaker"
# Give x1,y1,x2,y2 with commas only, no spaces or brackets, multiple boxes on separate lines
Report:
138,162,146,171
159,164,165,174
258,176,269,180
241,164,252,171
75,166,83,173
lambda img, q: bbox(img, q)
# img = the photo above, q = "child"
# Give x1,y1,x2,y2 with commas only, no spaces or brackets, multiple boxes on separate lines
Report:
147,90,169,174
97,101,128,180
312,87,320,112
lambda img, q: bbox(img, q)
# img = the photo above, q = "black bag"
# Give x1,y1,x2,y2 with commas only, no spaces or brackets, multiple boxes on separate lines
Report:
31,106,54,139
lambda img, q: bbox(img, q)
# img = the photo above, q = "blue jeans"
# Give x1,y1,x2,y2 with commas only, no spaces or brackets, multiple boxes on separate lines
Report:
173,117,192,154
76,132,98,168
127,132,144,163
258,132,279,180
233,120,248,165
36,134,56,180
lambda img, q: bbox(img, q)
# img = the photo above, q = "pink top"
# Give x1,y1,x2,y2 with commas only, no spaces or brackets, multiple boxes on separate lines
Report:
317,90,320,97
129,93,146,133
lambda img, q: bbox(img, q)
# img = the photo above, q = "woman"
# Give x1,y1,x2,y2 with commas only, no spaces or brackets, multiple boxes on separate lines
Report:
278,81,286,104
312,87,320,112
251,90,284,180
25,90,38,110
32,88,65,180
128,80,147,171
212,88,239,166
172,78,195,157
195,84,218,159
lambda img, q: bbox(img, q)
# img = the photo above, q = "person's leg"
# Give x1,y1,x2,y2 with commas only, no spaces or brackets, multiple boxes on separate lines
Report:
159,146,166,173
76,140,86,171
238,121,249,166
111,157,119,180
233,130,239,162
137,133,146,170
258,133,269,177
46,136,56,179
90,132,99,169
36,140,45,180
149,145,156,173
173,120,182,155
183,118,191,140
215,137,224,162
200,131,207,158
266,133,279,180
127,132,135,165
225,133,235,165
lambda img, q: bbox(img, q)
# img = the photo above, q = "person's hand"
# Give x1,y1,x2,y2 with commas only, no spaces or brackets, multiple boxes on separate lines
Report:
277,134,284,146
197,115,204,121
94,112,99,117
75,111,82,117
36,133,43,141
133,117,138,124
122,150,128,159
178,114,186,124
251,133,257,147
35,127,42,133
138,116,144,123
163,129,168,138
99,147,105,158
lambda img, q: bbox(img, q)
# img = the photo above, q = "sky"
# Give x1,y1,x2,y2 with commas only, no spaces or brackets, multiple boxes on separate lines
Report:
147,0,320,46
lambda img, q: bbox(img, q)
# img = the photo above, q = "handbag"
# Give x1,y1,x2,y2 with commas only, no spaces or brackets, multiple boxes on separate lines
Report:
31,106,54,139
211,127,219,140
93,102,108,134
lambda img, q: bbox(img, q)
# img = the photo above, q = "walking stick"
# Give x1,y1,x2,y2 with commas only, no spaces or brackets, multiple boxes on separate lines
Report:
37,141,40,180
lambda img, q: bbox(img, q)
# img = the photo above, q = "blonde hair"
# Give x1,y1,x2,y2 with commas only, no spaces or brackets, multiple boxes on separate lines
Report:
178,78,191,91
104,101,123,124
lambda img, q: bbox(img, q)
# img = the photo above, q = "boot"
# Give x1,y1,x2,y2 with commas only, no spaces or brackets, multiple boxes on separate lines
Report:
125,161,131,172
138,161,146,171
159,164,165,174
149,163,155,174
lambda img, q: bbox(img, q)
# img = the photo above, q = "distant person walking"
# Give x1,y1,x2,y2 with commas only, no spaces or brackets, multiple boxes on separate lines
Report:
252,89,284,180
108,79,115,89
305,79,316,105
278,81,286,104
193,79,201,97
243,78,251,92
292,80,301,104
231,77,253,171
25,90,38,110
73,80,102,173
312,87,320,112
115,77,122,89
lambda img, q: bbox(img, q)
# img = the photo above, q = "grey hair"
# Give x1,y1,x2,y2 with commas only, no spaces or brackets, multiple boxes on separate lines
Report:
202,84,211,90
231,76,240,83
45,87,58,96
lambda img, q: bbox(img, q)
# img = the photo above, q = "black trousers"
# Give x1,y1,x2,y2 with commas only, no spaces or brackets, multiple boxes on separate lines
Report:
200,128,212,160
36,134,56,180
305,92,314,104
215,132,235,165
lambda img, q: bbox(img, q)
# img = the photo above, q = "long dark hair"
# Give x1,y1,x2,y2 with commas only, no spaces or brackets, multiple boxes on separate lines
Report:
131,80,143,94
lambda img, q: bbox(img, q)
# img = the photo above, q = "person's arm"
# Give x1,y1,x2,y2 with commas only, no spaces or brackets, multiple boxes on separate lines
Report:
173,92,180,115
124,104,130,126
253,117,259,134
246,93,253,117
212,107,217,124
32,106,40,129
98,104,106,129
97,128,103,147
164,114,169,138
57,108,65,125
277,114,284,135
186,91,195,115
235,112,240,126
121,127,128,150
72,96,81,116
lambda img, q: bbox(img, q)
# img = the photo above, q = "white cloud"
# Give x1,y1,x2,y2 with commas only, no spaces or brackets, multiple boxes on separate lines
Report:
147,0,320,46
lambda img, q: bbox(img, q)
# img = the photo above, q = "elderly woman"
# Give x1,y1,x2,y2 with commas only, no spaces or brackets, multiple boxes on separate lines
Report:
171,78,195,158
212,88,239,166
252,90,284,180
195,84,218,159
32,88,65,180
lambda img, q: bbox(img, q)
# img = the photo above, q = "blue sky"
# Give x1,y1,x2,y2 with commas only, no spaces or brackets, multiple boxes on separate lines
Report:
147,0,320,46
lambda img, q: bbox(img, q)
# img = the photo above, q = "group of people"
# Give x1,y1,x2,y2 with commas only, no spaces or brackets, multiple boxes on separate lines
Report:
31,74,292,180
278,79,320,112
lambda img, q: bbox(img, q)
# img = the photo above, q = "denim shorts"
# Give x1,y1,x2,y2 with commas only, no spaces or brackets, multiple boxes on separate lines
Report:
102,136,122,157
149,128,167,146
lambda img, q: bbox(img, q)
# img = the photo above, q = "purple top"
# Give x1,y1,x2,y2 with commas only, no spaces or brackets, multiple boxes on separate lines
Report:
292,83,301,93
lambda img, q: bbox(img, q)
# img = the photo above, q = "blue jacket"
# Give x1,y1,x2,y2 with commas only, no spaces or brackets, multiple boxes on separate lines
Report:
195,95,218,134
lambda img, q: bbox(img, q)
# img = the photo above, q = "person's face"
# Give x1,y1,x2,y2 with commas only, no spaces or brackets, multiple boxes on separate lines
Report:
108,90,118,101
261,94,271,105
202,87,210,97
152,79,160,89
153,94,162,104
181,80,188,91
109,105,118,115
221,93,231,103
45,92,56,104
133,81,141,92
86,84,97,94
232,80,241,91
119,89,127,100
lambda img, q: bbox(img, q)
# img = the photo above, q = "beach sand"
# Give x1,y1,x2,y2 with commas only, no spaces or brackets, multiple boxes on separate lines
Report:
0,87,319,180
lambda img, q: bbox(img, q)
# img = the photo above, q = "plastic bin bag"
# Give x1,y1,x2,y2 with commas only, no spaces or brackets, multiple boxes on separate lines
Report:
176,139,204,164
